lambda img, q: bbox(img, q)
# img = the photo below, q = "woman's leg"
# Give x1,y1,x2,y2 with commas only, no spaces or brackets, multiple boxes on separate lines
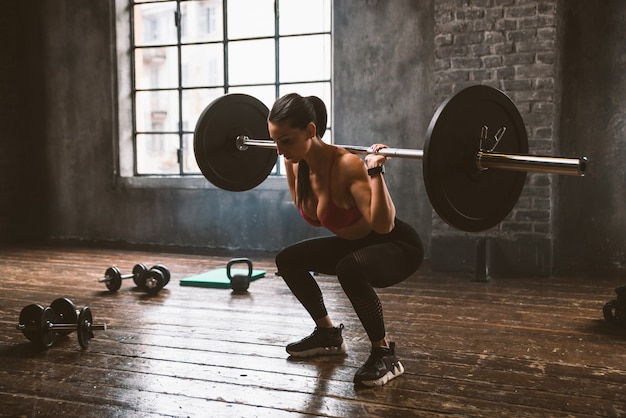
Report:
336,241,423,343
275,236,349,321
275,236,356,357
337,240,423,386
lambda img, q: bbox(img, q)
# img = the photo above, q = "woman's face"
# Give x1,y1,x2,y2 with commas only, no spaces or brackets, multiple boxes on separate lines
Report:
268,121,315,163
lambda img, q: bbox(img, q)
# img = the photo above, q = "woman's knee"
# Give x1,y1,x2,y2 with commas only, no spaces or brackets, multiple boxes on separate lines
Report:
336,255,373,294
275,243,304,274
274,247,289,273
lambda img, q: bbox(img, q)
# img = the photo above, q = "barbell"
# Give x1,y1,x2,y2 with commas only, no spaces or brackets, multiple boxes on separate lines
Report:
193,85,587,232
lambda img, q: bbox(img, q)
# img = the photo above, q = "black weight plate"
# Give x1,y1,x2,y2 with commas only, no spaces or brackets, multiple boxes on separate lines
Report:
143,269,165,295
40,307,58,348
105,266,123,291
77,307,94,349
423,85,528,232
132,263,148,288
194,94,277,192
151,264,170,286
50,297,77,335
18,303,46,344
603,300,618,323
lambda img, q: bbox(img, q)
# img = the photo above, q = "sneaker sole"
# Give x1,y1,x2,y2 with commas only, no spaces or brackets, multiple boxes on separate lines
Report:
287,342,347,358
356,361,405,387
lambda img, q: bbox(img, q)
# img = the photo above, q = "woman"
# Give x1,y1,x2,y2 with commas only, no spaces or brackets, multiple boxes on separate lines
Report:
269,93,423,387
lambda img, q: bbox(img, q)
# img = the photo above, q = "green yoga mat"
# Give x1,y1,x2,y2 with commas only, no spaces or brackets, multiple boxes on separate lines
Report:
179,268,266,288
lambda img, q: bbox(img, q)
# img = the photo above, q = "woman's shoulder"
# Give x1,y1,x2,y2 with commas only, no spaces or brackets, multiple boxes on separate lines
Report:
334,147,367,177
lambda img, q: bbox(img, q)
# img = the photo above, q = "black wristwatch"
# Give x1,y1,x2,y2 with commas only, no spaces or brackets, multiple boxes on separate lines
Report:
367,165,385,177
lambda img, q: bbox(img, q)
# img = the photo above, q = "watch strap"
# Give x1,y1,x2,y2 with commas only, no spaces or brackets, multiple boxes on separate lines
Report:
367,165,385,177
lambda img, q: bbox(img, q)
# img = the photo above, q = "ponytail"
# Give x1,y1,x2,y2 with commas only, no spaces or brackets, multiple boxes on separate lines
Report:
305,96,327,139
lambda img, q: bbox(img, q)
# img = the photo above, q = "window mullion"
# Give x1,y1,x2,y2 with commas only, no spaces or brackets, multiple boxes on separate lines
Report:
274,0,281,175
130,0,138,176
175,1,184,175
223,0,229,92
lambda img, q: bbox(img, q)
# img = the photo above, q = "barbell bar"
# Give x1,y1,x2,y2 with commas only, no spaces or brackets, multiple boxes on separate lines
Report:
236,135,586,177
193,85,588,232
236,136,426,160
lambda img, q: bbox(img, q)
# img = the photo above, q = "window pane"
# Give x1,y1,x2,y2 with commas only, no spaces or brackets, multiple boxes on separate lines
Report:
182,88,225,133
183,133,201,173
181,0,224,43
134,2,177,46
228,85,275,111
279,0,331,35
279,35,331,83
135,46,178,89
279,82,331,104
136,134,180,174
181,44,224,88
228,39,275,85
227,0,274,39
135,90,180,132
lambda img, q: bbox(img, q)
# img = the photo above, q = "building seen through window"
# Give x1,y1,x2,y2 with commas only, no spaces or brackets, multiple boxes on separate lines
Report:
131,0,332,176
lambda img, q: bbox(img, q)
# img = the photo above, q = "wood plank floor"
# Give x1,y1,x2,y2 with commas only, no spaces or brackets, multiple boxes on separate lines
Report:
1,244,626,417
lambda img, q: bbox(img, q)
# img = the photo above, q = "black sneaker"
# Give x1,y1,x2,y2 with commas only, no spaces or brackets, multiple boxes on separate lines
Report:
353,342,404,387
286,324,347,357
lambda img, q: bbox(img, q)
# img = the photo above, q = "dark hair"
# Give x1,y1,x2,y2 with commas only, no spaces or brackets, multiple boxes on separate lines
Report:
268,93,327,137
268,93,328,208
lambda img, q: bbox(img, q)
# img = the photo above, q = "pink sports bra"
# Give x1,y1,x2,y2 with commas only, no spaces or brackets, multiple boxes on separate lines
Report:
299,147,363,229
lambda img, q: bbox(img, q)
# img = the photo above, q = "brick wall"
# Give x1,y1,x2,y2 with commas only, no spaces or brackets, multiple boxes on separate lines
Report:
431,0,561,274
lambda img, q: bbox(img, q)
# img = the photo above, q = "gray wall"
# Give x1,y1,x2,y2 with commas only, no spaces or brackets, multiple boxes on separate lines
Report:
556,0,626,274
2,1,625,277
333,0,434,251
0,4,47,243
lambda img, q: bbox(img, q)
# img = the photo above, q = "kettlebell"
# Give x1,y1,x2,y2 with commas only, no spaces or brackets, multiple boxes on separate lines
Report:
226,258,253,293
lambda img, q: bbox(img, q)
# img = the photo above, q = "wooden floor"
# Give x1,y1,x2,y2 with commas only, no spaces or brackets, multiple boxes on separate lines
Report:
1,244,626,417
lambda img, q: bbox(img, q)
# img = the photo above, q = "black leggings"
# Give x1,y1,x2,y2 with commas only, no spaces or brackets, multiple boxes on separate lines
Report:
275,218,423,342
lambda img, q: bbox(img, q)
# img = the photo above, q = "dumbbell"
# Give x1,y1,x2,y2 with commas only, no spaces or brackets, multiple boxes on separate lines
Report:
98,264,149,291
142,264,171,295
603,285,626,327
98,264,170,294
16,300,107,349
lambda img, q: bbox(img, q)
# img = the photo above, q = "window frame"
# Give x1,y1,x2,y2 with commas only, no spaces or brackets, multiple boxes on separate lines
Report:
116,0,332,186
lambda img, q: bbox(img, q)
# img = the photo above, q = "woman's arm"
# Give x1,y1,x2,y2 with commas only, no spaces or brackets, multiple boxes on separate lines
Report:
346,148,396,234
284,159,298,205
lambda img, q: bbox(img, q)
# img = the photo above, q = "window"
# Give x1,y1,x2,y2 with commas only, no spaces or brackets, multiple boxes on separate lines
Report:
129,0,332,177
